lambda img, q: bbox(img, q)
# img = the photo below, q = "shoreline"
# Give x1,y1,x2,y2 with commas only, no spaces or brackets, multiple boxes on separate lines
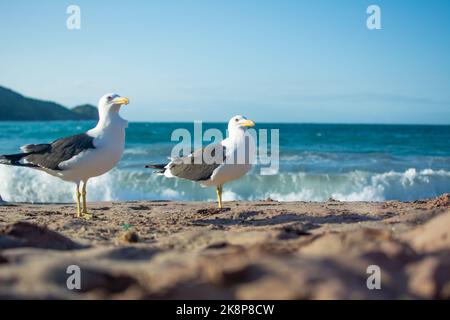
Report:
1,195,449,299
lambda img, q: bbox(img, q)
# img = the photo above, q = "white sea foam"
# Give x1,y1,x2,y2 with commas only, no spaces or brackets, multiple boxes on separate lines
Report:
1,165,449,203
222,190,239,201
123,148,150,155
266,168,450,202
0,165,115,203
160,188,181,199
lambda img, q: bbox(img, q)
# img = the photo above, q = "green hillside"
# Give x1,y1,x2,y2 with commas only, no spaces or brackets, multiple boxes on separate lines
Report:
0,86,97,121
72,104,99,120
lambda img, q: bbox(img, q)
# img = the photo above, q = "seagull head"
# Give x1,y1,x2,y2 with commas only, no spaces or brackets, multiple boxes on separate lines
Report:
228,115,255,135
97,93,129,117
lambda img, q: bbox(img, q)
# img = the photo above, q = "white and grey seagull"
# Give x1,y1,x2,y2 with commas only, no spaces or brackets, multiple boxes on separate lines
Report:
0,93,130,218
146,115,256,209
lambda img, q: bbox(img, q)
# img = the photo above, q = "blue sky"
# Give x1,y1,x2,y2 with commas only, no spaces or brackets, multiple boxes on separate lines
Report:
0,0,449,123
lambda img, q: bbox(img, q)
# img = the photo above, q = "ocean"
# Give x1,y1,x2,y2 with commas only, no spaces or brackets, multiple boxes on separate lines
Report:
0,121,449,203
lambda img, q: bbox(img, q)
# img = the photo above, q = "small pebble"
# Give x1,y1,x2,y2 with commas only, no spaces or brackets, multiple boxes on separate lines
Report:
120,230,139,243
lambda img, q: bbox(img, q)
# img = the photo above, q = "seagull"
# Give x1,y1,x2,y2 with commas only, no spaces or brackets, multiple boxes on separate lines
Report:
146,115,256,209
0,93,129,218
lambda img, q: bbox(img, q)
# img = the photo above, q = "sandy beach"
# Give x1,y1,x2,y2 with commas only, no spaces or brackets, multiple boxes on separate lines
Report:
0,194,449,299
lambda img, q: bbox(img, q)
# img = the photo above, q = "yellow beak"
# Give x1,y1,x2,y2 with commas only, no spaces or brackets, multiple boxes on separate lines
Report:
112,97,129,105
240,119,255,127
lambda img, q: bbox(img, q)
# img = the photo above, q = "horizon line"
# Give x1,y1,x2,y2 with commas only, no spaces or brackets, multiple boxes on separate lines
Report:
1,120,450,126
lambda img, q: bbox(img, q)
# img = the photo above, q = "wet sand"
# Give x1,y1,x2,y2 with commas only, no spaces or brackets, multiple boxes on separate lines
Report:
0,194,449,299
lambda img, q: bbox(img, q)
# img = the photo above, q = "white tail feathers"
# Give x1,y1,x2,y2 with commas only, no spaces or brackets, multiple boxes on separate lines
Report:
20,144,49,154
20,144,35,153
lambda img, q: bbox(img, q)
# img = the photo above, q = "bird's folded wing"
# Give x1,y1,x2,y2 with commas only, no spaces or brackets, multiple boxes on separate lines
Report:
25,133,95,171
168,143,226,181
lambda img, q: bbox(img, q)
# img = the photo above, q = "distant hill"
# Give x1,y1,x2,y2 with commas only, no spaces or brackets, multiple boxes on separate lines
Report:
0,86,98,121
71,104,99,120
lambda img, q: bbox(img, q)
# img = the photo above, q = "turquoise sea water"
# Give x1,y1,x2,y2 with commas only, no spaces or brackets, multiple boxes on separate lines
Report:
0,121,449,203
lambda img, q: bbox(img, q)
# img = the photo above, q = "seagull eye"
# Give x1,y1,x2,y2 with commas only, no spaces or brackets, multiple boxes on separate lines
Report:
107,96,113,101
235,118,239,122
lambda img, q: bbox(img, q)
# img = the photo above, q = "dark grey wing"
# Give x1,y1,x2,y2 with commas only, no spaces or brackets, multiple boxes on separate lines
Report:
24,133,95,171
168,143,226,181
0,153,39,168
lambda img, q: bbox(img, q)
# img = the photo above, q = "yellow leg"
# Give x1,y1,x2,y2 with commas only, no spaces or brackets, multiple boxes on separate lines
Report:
81,181,92,219
216,185,223,209
76,185,82,218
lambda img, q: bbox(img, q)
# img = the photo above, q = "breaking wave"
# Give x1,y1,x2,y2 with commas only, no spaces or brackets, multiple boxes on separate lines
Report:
1,166,449,203
1,122,449,203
